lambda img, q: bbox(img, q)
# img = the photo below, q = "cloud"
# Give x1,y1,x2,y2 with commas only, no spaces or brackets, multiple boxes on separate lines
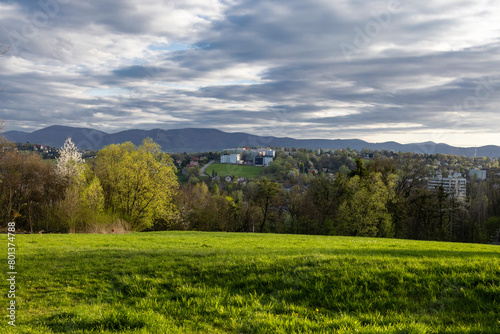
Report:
1,0,500,146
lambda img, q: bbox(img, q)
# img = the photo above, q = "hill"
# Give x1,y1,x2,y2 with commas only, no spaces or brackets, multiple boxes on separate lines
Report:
3,125,108,149
4,125,500,157
4,232,499,333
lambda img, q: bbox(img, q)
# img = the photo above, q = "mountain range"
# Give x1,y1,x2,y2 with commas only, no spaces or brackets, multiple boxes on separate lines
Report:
3,125,500,158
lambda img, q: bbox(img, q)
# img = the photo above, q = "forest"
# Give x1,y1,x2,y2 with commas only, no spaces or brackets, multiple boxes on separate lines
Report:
1,136,500,244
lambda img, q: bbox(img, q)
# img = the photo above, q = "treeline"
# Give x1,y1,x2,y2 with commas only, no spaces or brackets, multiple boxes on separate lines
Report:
1,137,500,244
173,156,500,244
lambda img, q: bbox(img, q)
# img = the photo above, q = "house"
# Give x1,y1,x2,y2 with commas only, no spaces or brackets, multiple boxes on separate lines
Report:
238,177,247,186
33,144,49,153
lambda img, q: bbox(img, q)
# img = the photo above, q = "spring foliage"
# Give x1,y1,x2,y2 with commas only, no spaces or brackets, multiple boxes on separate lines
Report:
0,137,178,232
2,136,500,241
92,138,179,230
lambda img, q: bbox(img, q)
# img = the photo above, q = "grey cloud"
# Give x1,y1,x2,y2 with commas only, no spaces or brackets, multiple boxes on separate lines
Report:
1,0,500,145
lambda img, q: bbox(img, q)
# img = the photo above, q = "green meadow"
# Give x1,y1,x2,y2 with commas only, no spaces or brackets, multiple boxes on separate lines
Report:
204,163,263,179
2,232,499,333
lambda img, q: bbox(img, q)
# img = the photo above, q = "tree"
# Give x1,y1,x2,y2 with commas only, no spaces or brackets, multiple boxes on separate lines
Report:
307,175,338,234
343,179,386,236
349,158,368,178
253,179,281,232
0,150,62,232
92,138,178,230
80,176,105,213
55,138,84,183
335,171,394,237
53,138,87,231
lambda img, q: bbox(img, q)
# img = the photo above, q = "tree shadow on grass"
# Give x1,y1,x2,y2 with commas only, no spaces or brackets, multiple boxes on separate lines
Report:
41,311,146,333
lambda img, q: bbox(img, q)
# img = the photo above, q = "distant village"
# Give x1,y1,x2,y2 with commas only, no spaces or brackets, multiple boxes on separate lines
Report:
172,145,494,200
217,148,491,199
14,142,61,160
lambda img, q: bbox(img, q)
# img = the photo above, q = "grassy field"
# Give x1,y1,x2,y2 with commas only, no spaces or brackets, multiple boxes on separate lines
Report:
2,232,499,333
204,163,263,179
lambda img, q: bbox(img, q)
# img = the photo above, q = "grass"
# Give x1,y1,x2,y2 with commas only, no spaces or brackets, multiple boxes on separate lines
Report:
1,232,499,333
204,163,263,179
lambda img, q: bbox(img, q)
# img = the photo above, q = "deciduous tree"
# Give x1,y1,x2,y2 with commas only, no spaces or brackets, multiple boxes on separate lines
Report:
0,150,62,232
93,138,178,230
55,138,84,183
335,171,394,237
253,179,281,232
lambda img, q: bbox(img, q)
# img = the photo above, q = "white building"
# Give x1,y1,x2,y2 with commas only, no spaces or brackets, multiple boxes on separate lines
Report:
469,169,487,180
428,173,467,198
260,149,275,158
254,155,274,166
263,156,274,166
222,148,275,165
220,154,241,164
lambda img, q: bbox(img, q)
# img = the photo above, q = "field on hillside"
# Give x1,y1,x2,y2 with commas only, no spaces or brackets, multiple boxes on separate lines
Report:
1,232,499,333
205,163,263,179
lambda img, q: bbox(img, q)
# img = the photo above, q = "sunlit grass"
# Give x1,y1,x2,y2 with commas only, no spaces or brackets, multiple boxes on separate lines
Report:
1,232,499,333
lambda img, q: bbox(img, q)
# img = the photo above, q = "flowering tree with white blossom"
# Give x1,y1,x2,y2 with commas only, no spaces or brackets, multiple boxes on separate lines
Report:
55,138,84,182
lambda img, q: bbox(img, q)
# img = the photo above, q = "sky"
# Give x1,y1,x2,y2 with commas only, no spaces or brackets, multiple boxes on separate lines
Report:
1,0,500,147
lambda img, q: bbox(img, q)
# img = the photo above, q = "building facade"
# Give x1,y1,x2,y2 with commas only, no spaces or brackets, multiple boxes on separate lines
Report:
220,154,242,164
428,173,467,198
221,148,275,166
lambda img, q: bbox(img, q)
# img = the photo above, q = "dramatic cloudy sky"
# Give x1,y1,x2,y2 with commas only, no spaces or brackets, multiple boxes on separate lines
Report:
1,0,500,146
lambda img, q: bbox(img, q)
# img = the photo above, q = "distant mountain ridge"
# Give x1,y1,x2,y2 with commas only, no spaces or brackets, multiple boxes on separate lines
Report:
3,125,500,158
